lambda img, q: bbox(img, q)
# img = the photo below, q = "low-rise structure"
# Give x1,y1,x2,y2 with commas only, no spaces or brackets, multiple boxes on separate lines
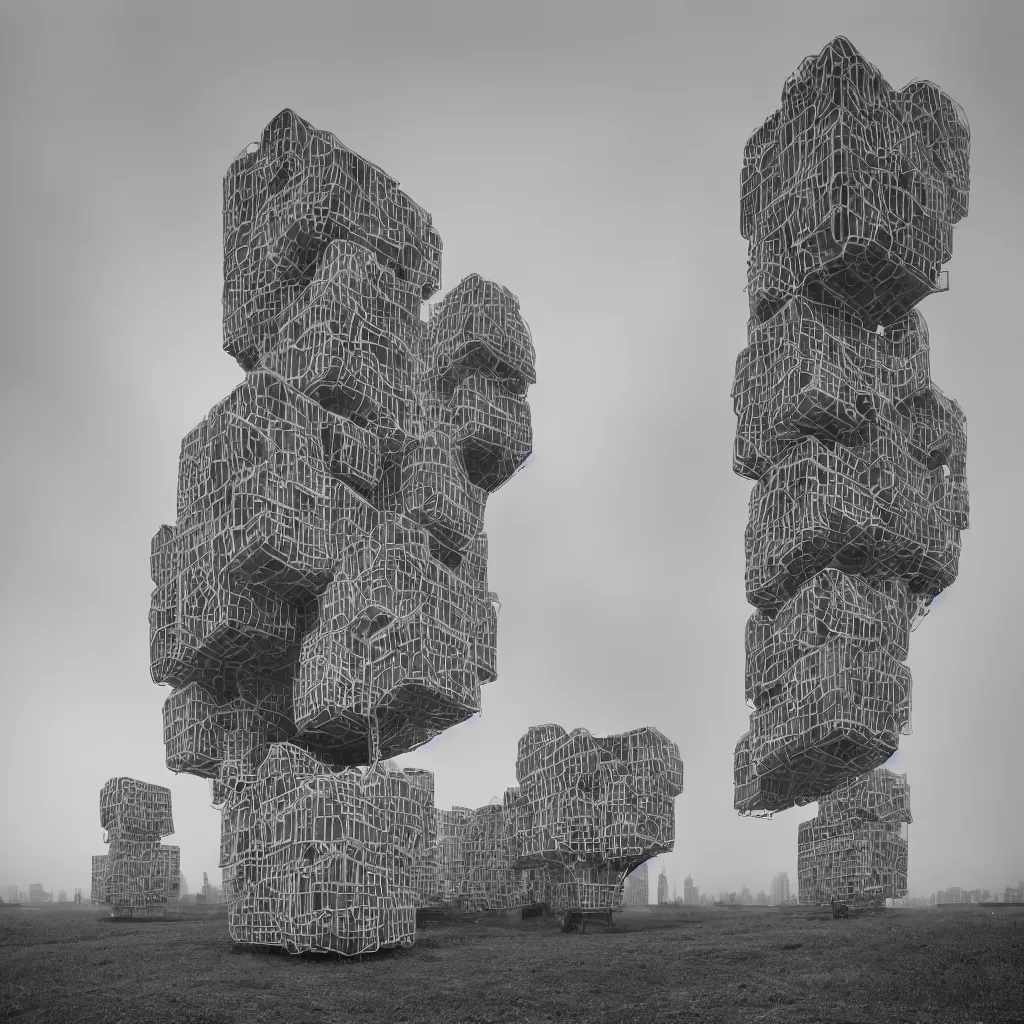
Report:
624,863,649,906
28,884,50,904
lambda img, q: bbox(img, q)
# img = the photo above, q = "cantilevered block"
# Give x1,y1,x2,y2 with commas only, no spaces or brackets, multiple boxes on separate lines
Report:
733,38,970,814
264,241,418,435
152,372,338,687
425,274,536,492
736,571,914,807
100,778,175,838
741,36,969,325
154,282,528,772
222,109,441,369
504,725,683,912
797,767,911,903
736,303,967,611
163,681,222,776
733,301,933,478
293,525,493,763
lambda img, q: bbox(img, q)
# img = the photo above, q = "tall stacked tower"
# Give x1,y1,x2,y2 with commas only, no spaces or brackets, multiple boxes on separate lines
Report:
94,778,180,919
150,110,535,954
732,37,971,814
797,767,910,904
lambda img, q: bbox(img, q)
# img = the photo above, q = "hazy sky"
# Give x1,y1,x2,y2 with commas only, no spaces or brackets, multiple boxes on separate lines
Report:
2,0,1022,903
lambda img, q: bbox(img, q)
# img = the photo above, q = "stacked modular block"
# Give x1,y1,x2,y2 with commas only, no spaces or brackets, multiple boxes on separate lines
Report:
797,767,911,904
431,803,538,911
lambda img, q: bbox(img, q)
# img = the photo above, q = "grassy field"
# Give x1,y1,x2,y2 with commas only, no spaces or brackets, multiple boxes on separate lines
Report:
1,902,1022,1024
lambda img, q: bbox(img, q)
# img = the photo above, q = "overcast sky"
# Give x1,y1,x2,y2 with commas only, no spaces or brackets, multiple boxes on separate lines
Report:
2,0,1022,903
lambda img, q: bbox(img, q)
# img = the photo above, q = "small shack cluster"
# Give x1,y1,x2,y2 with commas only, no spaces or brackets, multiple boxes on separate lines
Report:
409,725,684,919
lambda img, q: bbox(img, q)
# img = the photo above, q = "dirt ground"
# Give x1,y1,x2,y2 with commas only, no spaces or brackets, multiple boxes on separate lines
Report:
1,902,1022,1024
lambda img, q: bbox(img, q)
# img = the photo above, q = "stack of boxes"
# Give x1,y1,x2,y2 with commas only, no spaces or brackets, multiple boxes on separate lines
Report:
731,36,971,814
504,726,683,914
798,767,911,904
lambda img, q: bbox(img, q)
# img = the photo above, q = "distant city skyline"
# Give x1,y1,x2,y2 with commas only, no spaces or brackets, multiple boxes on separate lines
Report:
640,858,1024,908
1,872,223,905
4,866,1020,910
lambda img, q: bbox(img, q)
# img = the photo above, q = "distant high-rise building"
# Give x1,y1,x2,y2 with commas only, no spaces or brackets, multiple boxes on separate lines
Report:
756,889,768,905
770,872,790,905
740,885,752,905
657,866,669,905
5,886,17,904
29,884,45,904
624,863,649,906
683,875,697,905
946,886,962,904
58,890,67,903
73,889,82,905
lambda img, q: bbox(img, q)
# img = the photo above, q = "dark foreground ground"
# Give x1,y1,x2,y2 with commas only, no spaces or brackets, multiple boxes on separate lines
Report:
2,902,1022,1024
